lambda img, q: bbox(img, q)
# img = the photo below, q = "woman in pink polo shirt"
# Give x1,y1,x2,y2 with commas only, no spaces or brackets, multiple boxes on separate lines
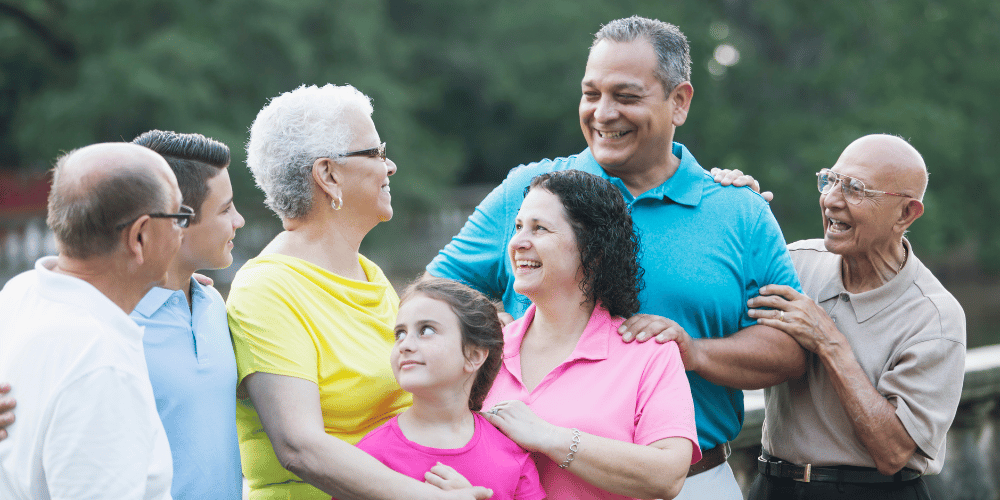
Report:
481,170,700,500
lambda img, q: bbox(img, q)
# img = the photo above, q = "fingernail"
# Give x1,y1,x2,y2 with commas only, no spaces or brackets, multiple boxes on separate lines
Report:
656,334,666,342
623,333,633,342
618,325,627,333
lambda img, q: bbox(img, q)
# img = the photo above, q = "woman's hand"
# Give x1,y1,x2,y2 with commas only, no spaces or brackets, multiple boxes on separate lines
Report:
481,400,565,454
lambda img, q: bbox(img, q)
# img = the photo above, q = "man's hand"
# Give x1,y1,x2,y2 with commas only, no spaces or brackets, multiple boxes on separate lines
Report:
617,314,702,371
710,168,774,202
747,284,841,354
0,383,15,441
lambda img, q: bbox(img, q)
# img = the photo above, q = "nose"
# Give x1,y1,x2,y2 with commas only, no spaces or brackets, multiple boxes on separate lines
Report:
822,178,847,209
397,330,416,352
594,94,619,123
233,205,246,229
386,158,397,177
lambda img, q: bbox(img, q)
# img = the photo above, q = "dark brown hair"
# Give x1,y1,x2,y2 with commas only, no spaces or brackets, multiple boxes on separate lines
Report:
525,170,644,318
133,130,229,224
399,277,504,411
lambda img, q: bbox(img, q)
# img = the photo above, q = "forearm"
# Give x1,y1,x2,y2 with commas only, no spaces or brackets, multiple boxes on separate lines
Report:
537,428,690,499
692,325,806,389
279,434,446,500
820,344,917,475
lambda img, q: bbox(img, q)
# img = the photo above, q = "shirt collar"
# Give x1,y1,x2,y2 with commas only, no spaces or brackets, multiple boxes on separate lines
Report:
816,239,920,322
586,143,706,207
502,302,614,363
131,277,206,318
34,256,141,335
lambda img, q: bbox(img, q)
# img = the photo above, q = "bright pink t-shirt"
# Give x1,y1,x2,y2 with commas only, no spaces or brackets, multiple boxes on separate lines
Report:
348,413,545,500
484,304,700,500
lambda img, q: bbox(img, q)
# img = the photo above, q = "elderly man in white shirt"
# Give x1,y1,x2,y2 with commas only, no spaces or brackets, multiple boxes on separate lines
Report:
0,143,186,500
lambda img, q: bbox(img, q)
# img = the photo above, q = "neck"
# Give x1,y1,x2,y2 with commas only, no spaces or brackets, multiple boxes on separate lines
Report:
266,209,371,280
604,142,680,197
840,239,908,293
164,259,195,304
398,391,475,448
53,254,153,313
527,290,595,345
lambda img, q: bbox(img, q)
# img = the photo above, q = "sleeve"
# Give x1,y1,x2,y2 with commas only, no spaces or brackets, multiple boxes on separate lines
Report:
227,266,319,385
424,179,514,301
880,337,966,460
741,203,802,329
514,451,547,500
43,368,166,500
633,342,702,464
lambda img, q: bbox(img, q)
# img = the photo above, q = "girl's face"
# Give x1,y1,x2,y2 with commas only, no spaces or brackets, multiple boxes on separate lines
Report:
392,294,485,397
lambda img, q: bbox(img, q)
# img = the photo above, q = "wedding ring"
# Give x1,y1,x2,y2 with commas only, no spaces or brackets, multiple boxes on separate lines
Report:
778,311,785,322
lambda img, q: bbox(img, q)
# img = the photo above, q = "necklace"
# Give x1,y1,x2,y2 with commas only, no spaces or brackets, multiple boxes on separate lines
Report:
898,244,908,273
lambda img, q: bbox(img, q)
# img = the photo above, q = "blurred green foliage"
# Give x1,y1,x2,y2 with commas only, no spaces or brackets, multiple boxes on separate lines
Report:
2,0,998,267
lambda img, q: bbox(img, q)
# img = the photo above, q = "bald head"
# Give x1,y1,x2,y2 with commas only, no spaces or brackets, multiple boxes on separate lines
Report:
838,134,928,201
47,143,179,259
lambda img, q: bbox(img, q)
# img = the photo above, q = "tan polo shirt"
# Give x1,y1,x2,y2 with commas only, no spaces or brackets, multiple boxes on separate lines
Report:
761,238,966,474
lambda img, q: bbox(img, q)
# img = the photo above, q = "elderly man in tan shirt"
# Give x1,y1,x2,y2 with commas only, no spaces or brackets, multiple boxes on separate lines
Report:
744,134,966,499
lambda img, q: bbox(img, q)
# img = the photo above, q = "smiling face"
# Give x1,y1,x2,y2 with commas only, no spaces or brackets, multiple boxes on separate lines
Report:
821,142,912,258
391,293,479,397
177,167,245,272
339,109,397,224
508,188,584,303
580,39,679,178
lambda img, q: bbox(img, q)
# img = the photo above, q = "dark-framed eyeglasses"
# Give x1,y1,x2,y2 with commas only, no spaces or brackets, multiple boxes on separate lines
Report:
115,204,196,230
816,169,912,205
338,142,387,161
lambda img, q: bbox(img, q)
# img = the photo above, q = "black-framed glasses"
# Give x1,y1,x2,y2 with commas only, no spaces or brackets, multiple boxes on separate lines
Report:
115,204,196,230
338,142,386,161
816,169,912,205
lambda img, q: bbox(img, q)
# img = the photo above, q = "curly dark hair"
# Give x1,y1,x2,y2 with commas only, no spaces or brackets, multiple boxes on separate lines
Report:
524,170,644,318
399,277,504,412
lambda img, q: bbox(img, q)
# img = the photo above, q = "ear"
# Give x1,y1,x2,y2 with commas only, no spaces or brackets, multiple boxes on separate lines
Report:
668,81,694,127
897,199,924,230
463,346,489,374
122,216,150,266
311,157,342,205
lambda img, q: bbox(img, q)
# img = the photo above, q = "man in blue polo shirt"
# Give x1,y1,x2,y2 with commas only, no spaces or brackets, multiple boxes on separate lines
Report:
427,16,805,498
130,130,246,499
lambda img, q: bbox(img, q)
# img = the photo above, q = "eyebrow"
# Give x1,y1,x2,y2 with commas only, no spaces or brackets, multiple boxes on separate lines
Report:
218,196,234,211
581,80,647,93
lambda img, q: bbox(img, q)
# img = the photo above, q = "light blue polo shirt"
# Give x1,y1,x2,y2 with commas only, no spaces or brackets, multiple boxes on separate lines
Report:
131,278,242,500
427,143,801,450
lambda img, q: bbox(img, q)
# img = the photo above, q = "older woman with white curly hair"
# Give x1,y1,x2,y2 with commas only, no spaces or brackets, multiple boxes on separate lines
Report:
226,84,491,500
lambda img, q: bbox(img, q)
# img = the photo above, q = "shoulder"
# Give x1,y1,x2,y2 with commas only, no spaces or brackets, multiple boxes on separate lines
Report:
356,418,397,450
475,413,531,456
908,261,966,344
787,239,837,277
504,149,600,187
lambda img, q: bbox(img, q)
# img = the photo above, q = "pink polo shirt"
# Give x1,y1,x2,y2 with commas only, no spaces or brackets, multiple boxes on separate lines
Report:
484,304,700,500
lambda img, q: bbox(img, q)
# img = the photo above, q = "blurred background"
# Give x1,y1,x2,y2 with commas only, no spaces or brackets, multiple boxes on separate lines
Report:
1,0,997,348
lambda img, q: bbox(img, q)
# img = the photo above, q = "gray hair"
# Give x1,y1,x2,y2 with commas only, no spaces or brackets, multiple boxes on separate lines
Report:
246,84,374,219
47,150,167,259
593,16,691,94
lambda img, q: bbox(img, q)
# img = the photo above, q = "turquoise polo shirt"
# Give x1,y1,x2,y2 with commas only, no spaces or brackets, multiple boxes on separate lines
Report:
131,278,242,500
427,143,801,450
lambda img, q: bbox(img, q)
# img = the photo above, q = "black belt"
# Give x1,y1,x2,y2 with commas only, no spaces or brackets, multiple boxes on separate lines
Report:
758,453,921,484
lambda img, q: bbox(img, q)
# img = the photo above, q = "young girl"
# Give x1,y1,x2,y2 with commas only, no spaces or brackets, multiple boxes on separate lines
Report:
346,277,545,500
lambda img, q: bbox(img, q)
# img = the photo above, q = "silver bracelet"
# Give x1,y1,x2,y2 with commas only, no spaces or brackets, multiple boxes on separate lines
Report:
558,428,581,469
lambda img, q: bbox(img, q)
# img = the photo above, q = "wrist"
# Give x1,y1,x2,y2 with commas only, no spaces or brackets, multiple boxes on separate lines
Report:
540,426,576,461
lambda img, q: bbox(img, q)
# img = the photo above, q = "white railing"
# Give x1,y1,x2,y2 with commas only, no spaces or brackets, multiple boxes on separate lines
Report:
730,344,1000,498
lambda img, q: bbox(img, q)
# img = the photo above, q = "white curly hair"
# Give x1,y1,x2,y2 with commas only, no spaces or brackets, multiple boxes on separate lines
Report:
246,84,374,219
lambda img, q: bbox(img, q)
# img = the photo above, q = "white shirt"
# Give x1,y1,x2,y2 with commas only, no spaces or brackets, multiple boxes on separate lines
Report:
0,257,172,500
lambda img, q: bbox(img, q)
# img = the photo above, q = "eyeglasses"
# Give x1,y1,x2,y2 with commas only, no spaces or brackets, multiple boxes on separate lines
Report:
816,169,912,205
338,142,387,161
115,204,196,230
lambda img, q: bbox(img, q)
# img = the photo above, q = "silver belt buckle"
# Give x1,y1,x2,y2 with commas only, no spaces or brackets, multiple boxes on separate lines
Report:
792,463,812,483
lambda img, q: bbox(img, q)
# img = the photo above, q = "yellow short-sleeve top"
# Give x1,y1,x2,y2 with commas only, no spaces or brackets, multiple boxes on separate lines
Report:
227,253,412,500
